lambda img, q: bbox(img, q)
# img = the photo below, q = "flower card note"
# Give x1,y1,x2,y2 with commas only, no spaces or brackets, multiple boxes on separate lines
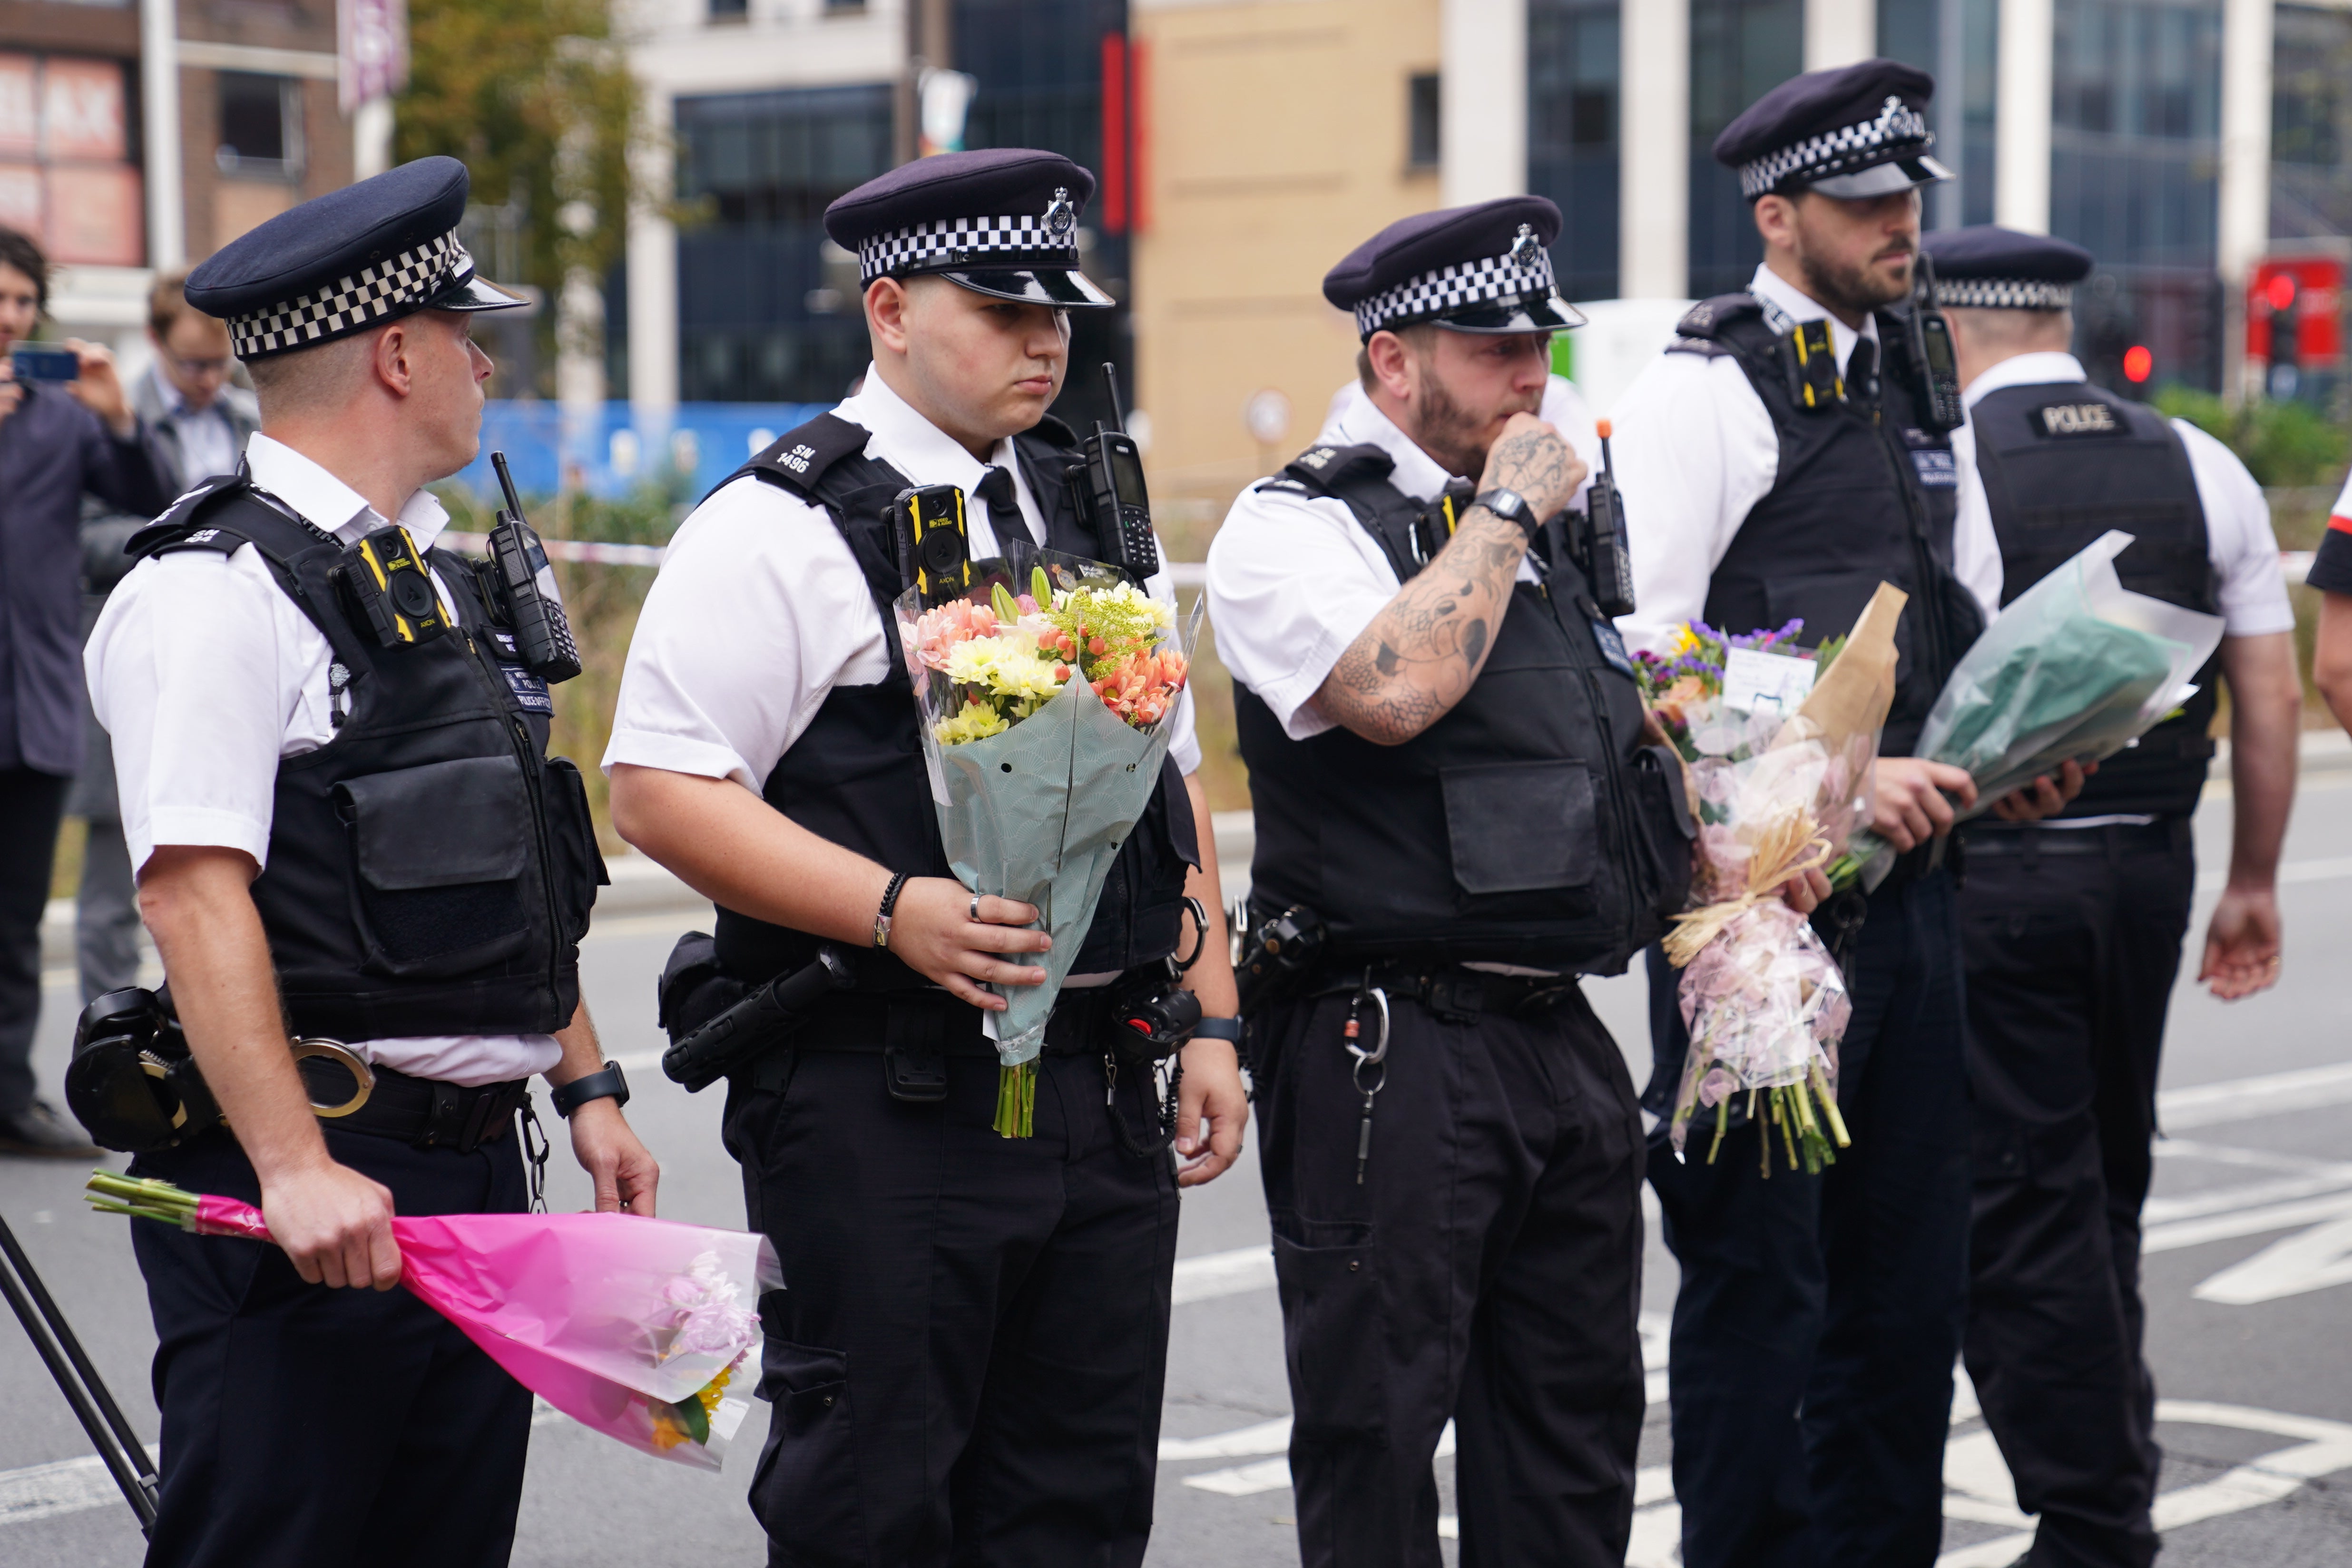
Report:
1721,647,1817,714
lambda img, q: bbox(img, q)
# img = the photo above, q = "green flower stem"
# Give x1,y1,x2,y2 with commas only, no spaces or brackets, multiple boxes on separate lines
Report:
993,1061,1038,1139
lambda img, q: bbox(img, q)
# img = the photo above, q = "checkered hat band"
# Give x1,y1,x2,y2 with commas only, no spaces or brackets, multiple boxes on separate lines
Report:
228,231,470,359
1933,277,2075,311
1354,248,1559,337
859,216,1080,283
1739,96,1933,197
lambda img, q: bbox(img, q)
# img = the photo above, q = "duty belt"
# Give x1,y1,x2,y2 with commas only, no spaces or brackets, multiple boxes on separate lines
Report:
1305,961,1578,1023
292,1053,531,1155
735,985,1138,1093
1961,818,2186,862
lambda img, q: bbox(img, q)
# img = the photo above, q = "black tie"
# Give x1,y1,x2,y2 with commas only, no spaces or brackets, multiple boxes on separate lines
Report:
974,464,1019,525
1846,335,1878,405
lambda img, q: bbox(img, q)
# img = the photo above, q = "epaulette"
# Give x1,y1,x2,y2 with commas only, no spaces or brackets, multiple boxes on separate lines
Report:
1664,336,1736,359
1672,293,1764,340
125,472,255,560
1253,476,1313,496
1274,441,1396,496
738,413,873,500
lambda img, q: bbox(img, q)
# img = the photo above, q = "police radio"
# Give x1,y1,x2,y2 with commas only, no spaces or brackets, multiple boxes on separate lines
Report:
481,451,583,683
1411,479,1475,565
339,524,450,647
1906,252,1965,433
895,483,973,609
1577,420,1637,619
1068,363,1160,581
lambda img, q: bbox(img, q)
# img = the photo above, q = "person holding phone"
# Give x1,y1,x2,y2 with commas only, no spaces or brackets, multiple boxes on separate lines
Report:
0,223,169,1158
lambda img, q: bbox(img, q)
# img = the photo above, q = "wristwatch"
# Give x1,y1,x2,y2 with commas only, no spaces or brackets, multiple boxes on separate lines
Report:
1471,487,1543,543
551,1060,630,1119
873,871,910,949
1192,1017,1244,1043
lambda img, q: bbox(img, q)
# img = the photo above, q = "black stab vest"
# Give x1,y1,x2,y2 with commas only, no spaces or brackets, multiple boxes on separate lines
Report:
1668,294,1985,759
1970,378,2220,818
708,412,1198,989
1231,444,1695,972
127,476,604,1043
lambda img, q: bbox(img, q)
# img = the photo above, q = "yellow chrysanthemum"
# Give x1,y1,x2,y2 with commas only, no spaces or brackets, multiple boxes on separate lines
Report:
934,704,1009,745
1665,624,1702,657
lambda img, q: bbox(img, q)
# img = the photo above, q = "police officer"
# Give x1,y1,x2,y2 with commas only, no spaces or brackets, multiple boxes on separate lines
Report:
1609,61,2084,1567
603,148,1248,1566
2312,470,2352,730
84,157,659,1567
1926,225,2300,1568
1208,197,1699,1567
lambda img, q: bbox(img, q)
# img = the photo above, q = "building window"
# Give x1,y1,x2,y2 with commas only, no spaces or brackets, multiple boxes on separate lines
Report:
1876,0,1999,229
217,71,302,177
1688,0,1803,299
1407,72,1441,169
708,0,749,20
1528,0,1619,301
0,51,143,265
674,83,893,402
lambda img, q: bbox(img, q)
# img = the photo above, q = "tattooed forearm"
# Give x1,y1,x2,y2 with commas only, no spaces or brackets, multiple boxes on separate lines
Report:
1316,510,1529,745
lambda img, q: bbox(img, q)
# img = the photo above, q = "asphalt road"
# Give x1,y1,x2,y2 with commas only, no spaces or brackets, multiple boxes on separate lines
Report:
5,775,2352,1565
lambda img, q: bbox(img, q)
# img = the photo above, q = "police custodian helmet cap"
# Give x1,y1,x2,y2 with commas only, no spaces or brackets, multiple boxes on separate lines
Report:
823,147,1116,311
185,156,524,360
1922,225,2095,310
1323,196,1587,341
1715,58,1952,201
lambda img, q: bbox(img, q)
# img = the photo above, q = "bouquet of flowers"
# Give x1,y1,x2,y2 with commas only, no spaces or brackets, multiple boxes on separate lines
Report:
1636,585,1906,1171
1835,530,2227,891
88,1172,778,1470
898,552,1200,1137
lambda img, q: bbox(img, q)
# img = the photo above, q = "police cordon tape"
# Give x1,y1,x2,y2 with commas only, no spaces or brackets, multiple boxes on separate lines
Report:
439,531,1211,586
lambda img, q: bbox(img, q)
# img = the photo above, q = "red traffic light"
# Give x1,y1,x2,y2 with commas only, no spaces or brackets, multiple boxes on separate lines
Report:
2122,345,2153,383
2265,273,2299,312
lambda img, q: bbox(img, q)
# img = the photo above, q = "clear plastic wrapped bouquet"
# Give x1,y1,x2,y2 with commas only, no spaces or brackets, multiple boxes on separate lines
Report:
897,552,1201,1136
88,1173,778,1470
1637,586,1907,1171
1836,530,2227,891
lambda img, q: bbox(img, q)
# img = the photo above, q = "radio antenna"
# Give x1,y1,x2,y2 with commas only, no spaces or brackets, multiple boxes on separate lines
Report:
1099,362,1127,435
491,451,525,522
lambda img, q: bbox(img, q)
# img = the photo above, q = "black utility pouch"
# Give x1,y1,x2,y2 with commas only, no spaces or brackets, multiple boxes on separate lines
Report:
335,755,535,977
540,756,609,946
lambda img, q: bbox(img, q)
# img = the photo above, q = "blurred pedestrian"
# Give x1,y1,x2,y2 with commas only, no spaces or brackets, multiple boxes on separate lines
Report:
72,271,260,1003
0,223,169,1157
1931,225,2301,1568
1609,60,2082,1567
2308,474,2352,734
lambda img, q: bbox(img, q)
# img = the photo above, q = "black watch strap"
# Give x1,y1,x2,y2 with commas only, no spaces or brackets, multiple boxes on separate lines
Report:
1192,1017,1243,1043
551,1060,630,1119
1471,487,1541,542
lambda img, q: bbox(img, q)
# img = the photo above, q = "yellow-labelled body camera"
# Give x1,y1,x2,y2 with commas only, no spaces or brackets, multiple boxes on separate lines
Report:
340,525,450,647
896,484,972,608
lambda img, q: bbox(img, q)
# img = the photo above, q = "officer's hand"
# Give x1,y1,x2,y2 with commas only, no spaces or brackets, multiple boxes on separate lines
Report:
62,338,135,438
1777,868,1832,915
1870,758,1977,851
0,356,21,427
1989,759,2091,823
890,878,1051,1010
261,1161,402,1291
570,1098,661,1216
1477,412,1588,523
2199,885,2283,1000
1174,1036,1248,1187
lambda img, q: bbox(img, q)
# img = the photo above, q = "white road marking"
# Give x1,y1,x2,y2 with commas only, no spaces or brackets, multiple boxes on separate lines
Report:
2158,1061,2352,1131
1169,1246,1274,1305
0,1453,144,1528
2144,1192,2352,1254
2192,1213,2352,1305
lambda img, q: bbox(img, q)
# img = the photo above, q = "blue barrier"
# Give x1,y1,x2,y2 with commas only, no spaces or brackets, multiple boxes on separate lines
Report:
446,401,833,503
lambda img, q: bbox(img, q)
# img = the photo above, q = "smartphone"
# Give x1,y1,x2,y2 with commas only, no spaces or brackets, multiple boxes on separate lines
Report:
10,343,78,382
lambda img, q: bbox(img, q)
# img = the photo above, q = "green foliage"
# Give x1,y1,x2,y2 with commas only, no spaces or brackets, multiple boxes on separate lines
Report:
395,0,650,354
2153,387,2350,489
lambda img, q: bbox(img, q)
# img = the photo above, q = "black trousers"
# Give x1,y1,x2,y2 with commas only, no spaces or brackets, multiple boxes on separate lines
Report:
722,1048,1180,1568
1958,822,2194,1568
1253,980,1646,1568
1646,869,1970,1568
128,1121,533,1568
0,766,70,1117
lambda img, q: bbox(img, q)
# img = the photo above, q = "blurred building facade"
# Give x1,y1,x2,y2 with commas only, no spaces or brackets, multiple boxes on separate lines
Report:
0,0,368,371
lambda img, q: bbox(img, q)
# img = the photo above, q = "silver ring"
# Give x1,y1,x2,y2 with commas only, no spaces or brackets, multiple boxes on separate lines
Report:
970,893,982,922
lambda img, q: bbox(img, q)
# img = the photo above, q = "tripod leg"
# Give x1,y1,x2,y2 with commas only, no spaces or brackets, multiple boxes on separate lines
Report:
0,1213,159,1534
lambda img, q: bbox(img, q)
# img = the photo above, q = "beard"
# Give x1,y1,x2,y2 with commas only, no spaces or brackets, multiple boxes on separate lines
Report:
1795,235,1914,318
1411,359,1543,478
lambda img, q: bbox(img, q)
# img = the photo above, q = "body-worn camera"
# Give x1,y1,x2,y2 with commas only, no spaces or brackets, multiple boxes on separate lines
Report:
480,451,582,682
1067,363,1160,581
1906,253,1965,433
1569,421,1637,619
1232,902,1328,1017
339,525,450,647
1411,479,1476,566
896,483,973,608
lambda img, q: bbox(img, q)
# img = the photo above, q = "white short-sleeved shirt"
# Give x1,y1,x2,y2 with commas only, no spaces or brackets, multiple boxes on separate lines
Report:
603,365,1200,798
1205,374,1599,741
1952,352,2293,637
1608,263,2007,653
84,434,560,1086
